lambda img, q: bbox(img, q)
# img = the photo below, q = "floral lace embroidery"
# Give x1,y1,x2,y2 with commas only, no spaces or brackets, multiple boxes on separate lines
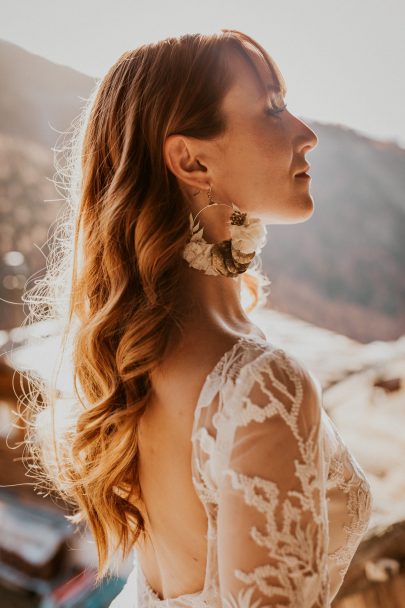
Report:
327,442,373,576
216,348,330,607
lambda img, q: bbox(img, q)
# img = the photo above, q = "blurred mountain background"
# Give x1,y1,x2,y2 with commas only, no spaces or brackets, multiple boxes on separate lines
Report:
1,39,404,342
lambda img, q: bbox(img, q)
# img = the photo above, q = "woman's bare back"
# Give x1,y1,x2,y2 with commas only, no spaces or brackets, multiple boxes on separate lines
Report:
135,327,265,599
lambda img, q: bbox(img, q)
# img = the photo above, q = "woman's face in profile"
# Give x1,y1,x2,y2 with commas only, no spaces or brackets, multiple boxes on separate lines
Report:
210,49,319,225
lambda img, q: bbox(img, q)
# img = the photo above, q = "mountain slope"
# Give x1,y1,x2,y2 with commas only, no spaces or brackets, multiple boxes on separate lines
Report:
0,39,96,149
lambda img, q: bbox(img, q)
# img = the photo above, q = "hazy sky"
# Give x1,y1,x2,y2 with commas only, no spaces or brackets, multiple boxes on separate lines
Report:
2,0,404,147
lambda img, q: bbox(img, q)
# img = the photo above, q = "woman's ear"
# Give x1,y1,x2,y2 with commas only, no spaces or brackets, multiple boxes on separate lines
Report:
163,134,209,191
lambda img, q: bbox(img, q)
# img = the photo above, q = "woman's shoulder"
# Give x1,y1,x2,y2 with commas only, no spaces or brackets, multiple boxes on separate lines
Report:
149,327,321,430
205,333,324,432
197,329,317,390
194,329,316,408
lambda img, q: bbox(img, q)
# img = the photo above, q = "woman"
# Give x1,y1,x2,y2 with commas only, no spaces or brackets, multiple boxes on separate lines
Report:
23,29,373,606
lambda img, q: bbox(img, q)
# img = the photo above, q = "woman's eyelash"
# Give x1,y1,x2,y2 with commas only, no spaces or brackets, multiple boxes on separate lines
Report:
265,103,287,115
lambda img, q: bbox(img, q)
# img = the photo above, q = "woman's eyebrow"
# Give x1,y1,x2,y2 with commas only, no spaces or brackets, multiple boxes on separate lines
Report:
266,83,287,94
257,84,287,101
256,84,287,102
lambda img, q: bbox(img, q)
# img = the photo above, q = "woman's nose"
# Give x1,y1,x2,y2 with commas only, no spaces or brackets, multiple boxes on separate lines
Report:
306,124,318,150
295,116,318,151
293,115,318,150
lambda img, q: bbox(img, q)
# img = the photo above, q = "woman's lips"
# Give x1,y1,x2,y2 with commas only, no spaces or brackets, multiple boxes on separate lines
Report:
295,172,311,179
294,163,311,178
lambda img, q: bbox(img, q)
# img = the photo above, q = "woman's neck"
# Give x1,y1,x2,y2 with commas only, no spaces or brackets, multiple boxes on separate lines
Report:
175,264,256,337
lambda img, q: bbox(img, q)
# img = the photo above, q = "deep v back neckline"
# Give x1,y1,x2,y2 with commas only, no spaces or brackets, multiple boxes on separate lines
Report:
139,332,270,604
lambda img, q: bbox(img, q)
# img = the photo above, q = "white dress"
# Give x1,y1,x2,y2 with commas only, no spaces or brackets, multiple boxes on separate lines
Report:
109,335,373,607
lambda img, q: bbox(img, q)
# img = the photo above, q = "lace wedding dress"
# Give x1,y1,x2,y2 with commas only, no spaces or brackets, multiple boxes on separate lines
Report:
109,335,373,607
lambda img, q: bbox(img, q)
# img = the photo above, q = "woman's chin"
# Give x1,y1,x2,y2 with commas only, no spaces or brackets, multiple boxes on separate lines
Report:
298,197,315,221
258,192,315,224
279,198,315,224
289,191,315,221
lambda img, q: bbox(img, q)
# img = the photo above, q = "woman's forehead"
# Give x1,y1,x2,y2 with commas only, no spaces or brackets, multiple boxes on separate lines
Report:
225,46,286,104
245,45,286,95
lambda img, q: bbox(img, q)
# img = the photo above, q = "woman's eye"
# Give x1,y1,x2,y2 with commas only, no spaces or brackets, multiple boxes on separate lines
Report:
265,103,287,116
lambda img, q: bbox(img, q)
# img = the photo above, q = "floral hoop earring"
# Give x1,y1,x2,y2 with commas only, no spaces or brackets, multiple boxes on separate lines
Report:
182,186,267,278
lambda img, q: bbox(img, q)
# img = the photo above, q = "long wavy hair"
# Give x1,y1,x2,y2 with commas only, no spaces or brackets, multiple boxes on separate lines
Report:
19,29,284,580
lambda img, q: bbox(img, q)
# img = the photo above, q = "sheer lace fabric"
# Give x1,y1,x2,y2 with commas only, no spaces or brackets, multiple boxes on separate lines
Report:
109,336,373,607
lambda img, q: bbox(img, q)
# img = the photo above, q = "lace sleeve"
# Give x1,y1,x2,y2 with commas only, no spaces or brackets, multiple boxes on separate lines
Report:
216,349,330,607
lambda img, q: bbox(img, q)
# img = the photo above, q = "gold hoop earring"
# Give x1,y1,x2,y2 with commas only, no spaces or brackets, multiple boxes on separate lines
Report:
182,186,267,277
207,185,216,205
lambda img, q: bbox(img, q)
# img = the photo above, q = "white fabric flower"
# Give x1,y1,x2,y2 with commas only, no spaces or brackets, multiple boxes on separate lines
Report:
183,239,214,272
182,216,219,274
229,216,267,254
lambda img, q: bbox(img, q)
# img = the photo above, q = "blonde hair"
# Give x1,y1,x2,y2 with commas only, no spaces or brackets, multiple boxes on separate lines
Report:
20,29,284,581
